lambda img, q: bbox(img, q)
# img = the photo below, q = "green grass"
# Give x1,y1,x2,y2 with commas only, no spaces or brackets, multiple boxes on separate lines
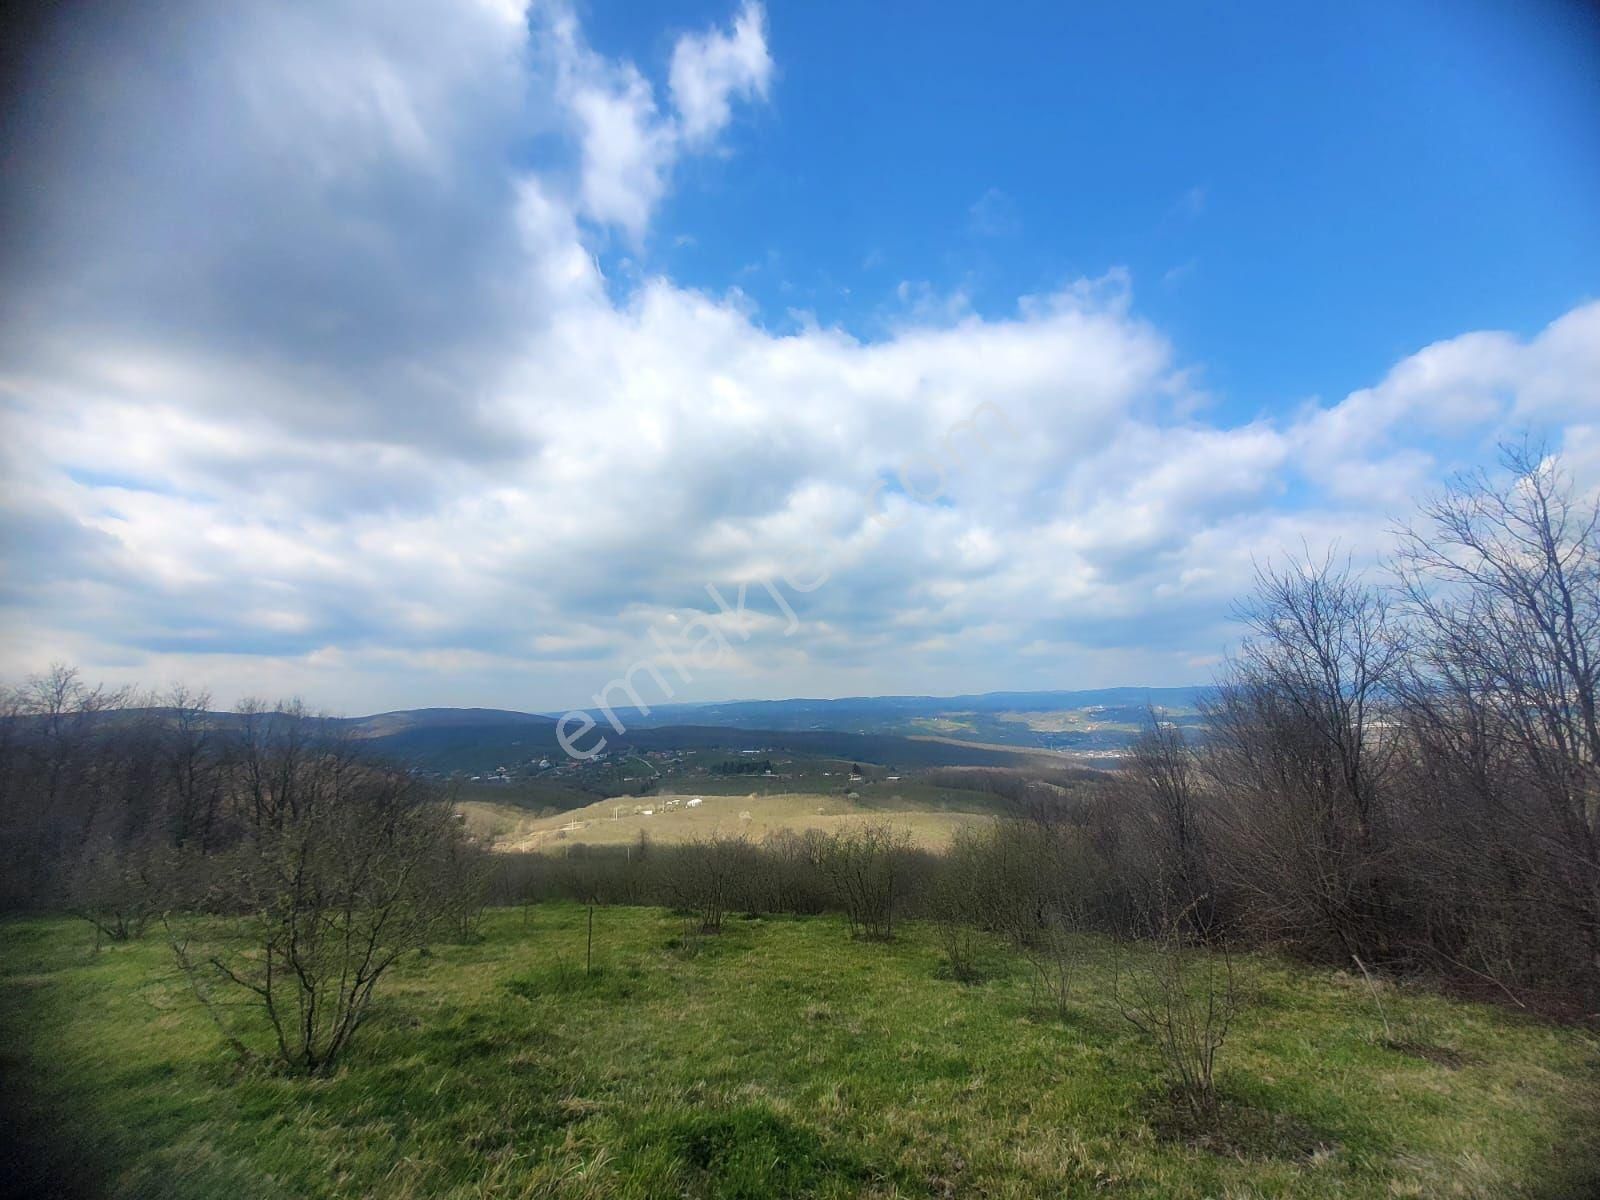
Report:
3,906,1597,1199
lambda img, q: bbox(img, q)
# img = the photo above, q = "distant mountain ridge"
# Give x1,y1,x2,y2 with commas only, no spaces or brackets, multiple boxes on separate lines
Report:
570,686,1210,747
55,706,559,738
37,687,1207,768
349,708,558,738
85,686,1206,733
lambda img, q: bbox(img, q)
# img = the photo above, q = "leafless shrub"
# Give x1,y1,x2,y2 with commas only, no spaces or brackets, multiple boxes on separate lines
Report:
762,828,831,915
931,826,989,981
666,832,750,934
817,820,910,940
1114,900,1242,1122
168,764,464,1075
435,823,494,942
927,815,1101,1010
65,837,164,945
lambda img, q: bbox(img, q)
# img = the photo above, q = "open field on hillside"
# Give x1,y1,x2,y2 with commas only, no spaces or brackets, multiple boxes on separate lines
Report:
461,791,990,851
994,709,1145,734
3,905,1597,1199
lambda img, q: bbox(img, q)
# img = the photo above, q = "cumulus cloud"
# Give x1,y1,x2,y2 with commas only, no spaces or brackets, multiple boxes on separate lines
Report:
669,1,773,146
0,0,1595,713
542,0,771,237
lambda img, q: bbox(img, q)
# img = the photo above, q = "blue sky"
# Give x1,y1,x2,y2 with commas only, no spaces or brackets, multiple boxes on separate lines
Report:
600,0,1600,412
0,0,1597,713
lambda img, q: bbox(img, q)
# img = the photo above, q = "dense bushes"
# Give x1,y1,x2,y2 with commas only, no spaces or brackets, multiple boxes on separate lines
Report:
496,821,937,940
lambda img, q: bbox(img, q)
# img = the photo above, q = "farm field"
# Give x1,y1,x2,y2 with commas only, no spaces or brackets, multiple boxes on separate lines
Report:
460,791,991,851
2,905,1596,1200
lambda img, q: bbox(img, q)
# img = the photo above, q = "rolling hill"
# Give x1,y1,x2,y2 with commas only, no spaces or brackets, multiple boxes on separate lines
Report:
569,685,1209,750
60,688,1200,804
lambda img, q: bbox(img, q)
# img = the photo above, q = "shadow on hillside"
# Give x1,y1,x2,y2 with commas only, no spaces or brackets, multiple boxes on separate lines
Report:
0,1067,101,1200
1539,1087,1600,1200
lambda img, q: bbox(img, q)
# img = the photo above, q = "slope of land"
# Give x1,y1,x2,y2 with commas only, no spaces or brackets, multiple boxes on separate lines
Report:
3,906,1596,1199
461,790,990,852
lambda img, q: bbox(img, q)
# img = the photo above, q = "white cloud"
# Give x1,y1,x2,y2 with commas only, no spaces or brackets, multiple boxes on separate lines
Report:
543,8,676,236
669,1,773,146
0,0,1595,713
542,0,772,237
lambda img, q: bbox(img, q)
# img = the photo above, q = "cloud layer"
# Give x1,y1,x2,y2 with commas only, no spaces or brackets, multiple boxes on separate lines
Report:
1,1,1596,712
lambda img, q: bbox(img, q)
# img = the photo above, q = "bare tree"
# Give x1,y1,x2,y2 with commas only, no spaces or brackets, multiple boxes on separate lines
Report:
1395,442,1600,1001
1123,710,1215,935
1204,552,1408,963
169,762,463,1075
928,813,1100,1012
0,666,138,905
163,685,223,850
232,698,345,832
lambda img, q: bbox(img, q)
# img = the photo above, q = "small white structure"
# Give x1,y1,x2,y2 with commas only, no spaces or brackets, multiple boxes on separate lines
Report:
640,808,654,817
686,797,703,808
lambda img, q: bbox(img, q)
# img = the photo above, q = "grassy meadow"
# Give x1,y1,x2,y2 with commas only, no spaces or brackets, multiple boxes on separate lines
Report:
3,904,1597,1200
460,792,992,852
